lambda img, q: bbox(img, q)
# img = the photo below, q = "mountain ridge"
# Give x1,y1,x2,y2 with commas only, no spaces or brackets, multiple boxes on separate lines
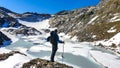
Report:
49,0,120,42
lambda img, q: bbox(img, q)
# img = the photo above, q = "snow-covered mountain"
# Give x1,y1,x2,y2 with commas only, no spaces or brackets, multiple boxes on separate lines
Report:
0,7,51,46
0,6,21,18
0,0,120,68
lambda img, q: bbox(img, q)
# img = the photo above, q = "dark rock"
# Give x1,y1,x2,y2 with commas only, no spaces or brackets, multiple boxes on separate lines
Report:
5,26,42,36
42,29,51,33
0,31,11,46
0,51,27,61
22,58,73,68
19,12,51,22
0,14,22,28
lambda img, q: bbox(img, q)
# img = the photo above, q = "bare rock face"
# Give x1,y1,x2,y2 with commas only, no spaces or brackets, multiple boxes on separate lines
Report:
0,16,21,28
0,31,11,46
19,12,51,22
0,7,22,28
22,58,73,68
6,26,42,36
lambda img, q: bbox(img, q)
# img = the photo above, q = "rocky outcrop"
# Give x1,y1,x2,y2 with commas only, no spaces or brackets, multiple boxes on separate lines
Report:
22,58,73,68
19,12,51,22
0,31,11,46
5,26,42,36
0,51,26,60
0,17,21,28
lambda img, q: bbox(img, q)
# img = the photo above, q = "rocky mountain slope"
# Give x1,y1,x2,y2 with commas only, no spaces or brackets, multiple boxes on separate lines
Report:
49,0,120,42
49,0,120,41
49,0,120,54
49,6,97,41
0,7,21,28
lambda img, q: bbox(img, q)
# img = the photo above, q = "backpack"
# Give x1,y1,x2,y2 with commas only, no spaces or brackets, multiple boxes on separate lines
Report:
50,31,56,44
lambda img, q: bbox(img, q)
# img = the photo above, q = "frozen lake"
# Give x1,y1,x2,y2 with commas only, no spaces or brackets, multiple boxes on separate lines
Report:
6,39,104,68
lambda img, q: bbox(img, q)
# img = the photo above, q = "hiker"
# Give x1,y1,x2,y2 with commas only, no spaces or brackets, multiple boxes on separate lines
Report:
47,29,64,62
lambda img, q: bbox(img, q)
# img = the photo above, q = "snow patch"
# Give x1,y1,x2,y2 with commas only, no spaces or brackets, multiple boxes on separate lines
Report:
103,32,120,46
0,48,11,54
18,19,50,30
0,53,31,68
107,27,116,33
90,51,120,68
92,32,120,47
7,13,18,18
92,35,96,38
71,36,78,41
110,13,120,22
88,16,98,24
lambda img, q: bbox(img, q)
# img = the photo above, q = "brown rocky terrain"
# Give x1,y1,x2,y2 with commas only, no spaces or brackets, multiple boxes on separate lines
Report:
49,0,120,42
22,58,73,68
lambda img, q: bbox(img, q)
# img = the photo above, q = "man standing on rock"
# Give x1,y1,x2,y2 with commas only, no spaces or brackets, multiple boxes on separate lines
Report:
48,29,64,62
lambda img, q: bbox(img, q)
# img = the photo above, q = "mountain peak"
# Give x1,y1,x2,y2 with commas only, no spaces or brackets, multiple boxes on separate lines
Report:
0,6,14,13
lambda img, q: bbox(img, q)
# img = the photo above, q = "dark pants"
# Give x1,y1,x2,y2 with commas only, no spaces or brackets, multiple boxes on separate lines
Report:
50,43,58,62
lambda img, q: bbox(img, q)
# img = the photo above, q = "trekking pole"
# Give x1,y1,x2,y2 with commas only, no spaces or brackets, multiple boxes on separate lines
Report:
62,43,65,64
62,43,65,58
